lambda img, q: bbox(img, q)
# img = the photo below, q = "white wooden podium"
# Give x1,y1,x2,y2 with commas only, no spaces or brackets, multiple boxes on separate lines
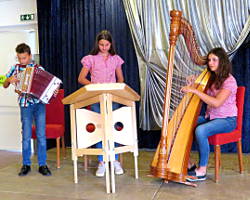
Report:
62,83,140,193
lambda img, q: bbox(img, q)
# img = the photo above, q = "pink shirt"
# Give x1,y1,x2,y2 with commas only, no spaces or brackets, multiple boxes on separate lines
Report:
81,53,124,83
206,74,237,120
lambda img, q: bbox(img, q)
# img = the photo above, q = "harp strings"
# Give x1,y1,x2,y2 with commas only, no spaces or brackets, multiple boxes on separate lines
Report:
166,29,204,160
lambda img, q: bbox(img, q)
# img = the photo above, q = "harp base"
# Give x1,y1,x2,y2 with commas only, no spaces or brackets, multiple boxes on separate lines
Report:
163,179,197,187
150,166,188,184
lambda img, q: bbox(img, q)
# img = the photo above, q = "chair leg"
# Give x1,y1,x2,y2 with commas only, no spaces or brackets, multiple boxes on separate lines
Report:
218,145,221,169
61,136,66,159
118,144,123,165
214,145,221,183
56,137,60,169
84,155,88,171
33,139,37,155
119,154,123,166
237,140,244,173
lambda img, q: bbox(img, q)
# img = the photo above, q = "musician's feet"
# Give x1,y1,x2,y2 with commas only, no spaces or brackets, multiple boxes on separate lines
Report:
114,160,124,175
18,165,31,176
96,162,105,177
38,165,52,176
188,164,197,172
186,170,206,182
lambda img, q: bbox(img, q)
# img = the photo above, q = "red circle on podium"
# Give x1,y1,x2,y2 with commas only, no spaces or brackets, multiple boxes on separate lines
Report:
114,122,124,131
86,123,96,133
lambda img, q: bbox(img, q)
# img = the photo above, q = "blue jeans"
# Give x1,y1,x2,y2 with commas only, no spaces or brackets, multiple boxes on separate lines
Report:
195,116,237,167
91,103,120,162
20,103,47,166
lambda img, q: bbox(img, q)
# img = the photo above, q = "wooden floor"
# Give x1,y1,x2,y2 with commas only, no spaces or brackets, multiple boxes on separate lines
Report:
0,149,250,200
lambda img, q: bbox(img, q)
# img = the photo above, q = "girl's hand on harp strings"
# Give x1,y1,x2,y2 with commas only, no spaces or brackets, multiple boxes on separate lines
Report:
180,85,196,94
186,75,197,86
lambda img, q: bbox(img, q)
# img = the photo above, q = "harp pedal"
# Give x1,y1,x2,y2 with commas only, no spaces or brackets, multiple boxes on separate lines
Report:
182,181,197,187
163,179,197,187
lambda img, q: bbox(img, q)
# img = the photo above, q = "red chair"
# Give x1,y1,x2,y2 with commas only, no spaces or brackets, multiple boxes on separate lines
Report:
208,86,245,182
32,89,65,168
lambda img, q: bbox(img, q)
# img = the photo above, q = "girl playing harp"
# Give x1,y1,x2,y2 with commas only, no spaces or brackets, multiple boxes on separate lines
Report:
182,47,237,182
150,10,237,185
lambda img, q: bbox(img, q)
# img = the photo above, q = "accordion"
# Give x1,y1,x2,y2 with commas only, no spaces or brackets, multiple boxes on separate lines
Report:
16,66,62,103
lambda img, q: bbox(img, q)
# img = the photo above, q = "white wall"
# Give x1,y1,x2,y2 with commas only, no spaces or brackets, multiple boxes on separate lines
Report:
0,0,38,151
0,0,37,27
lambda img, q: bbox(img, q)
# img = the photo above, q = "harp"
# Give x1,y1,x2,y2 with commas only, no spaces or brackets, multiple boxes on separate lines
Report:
150,10,210,185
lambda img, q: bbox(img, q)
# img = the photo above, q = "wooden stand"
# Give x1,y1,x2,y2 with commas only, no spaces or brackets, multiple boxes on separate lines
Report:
62,83,140,193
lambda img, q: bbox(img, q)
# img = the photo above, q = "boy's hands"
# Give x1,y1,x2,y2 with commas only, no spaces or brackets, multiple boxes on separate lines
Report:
14,89,22,95
7,76,19,84
53,88,59,97
3,75,19,88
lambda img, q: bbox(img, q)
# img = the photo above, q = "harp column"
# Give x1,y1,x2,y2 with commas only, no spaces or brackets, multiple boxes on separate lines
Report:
153,10,183,178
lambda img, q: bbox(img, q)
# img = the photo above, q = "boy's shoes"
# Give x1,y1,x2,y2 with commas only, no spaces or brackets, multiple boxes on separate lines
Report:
186,170,206,182
96,162,106,177
38,165,52,176
114,161,124,175
18,165,31,176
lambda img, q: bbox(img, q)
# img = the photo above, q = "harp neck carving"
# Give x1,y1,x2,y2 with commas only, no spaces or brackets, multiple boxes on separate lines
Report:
170,10,207,65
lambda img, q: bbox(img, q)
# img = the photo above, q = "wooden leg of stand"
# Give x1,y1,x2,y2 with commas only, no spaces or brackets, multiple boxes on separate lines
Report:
73,158,78,183
134,155,138,179
56,137,60,169
237,140,244,173
111,160,116,193
105,160,110,193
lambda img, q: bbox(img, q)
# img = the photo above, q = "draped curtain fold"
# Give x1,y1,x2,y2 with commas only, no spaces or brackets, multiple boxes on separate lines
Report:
123,0,250,130
232,39,250,153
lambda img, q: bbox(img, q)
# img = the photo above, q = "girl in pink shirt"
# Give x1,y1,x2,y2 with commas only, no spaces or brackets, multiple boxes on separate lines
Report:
78,30,124,177
78,30,124,85
181,47,237,181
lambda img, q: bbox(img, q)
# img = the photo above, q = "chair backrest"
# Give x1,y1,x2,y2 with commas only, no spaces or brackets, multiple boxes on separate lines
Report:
46,89,65,128
236,86,245,132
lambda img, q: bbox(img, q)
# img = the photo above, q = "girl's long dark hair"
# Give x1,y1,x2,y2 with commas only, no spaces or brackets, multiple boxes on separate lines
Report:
207,47,232,90
90,30,116,55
